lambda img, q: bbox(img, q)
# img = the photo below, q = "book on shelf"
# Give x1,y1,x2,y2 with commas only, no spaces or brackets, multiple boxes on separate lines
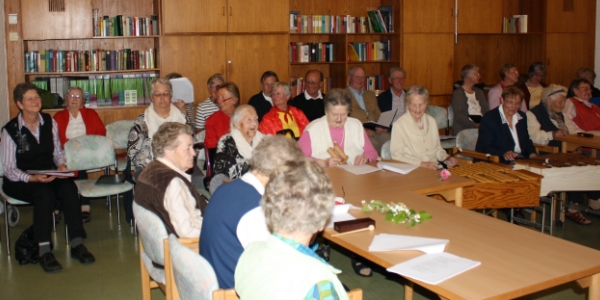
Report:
93,12,158,37
502,15,527,33
289,42,335,63
290,9,393,34
347,41,391,62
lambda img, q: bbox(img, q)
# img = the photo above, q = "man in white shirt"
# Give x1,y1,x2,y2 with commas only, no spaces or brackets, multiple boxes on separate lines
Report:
288,70,325,122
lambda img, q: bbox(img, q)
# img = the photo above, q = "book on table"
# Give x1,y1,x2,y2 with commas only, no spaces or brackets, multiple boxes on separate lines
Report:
27,170,77,177
363,109,397,131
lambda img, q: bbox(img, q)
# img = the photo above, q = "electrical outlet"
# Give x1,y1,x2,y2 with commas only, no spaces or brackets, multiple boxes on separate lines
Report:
8,14,18,25
9,32,19,41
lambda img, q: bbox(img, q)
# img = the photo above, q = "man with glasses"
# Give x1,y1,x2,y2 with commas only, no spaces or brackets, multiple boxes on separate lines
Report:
377,67,407,123
288,70,326,122
248,71,278,122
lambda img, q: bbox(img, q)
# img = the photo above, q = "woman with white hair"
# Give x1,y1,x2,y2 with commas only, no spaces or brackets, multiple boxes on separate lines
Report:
211,105,264,191
526,84,569,148
235,159,348,300
259,82,310,138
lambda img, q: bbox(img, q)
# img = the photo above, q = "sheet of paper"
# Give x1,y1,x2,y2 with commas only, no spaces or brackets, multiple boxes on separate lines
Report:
27,170,76,177
368,234,448,253
326,204,356,228
377,162,418,175
377,109,398,127
337,164,381,175
386,252,481,285
170,77,194,104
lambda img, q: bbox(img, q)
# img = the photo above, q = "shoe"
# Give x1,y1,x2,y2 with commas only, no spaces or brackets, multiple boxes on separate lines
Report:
81,211,91,223
39,252,62,273
71,244,96,264
567,211,592,225
351,258,372,277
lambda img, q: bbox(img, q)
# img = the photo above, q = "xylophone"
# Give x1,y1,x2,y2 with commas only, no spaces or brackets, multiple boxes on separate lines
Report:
449,162,542,210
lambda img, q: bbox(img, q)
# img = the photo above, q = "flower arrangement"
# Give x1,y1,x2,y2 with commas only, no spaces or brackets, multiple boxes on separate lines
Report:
438,169,451,181
361,200,432,227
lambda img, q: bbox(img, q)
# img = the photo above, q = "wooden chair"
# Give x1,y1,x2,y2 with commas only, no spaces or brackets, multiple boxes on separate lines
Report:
534,143,560,154
211,288,363,300
167,235,213,300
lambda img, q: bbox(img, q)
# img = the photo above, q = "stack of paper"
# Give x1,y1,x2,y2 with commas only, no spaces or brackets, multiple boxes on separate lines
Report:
337,164,381,175
386,252,481,285
368,234,448,253
325,204,357,228
377,162,418,174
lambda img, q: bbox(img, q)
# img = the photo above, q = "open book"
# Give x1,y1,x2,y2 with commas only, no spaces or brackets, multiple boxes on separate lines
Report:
363,109,398,130
377,162,418,175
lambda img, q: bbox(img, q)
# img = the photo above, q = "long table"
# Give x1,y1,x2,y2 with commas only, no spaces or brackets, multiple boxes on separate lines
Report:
325,167,600,300
555,133,600,156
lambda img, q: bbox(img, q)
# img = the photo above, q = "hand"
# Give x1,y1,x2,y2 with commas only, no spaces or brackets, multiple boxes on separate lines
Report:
503,150,519,161
29,174,56,183
553,130,567,138
321,157,342,168
57,164,68,171
445,157,457,168
365,128,375,137
353,155,369,165
420,161,439,170
475,123,481,128
374,127,387,135
529,153,538,159
173,100,187,113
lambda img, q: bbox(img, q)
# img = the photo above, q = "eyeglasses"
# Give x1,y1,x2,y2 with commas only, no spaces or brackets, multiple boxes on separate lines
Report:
68,94,82,99
152,93,172,98
218,97,233,102
271,92,287,97
305,81,320,86
262,83,275,88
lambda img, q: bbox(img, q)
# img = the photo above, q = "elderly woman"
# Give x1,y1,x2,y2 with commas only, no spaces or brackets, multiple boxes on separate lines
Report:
518,62,548,110
127,78,191,178
476,86,537,165
210,105,264,191
259,82,310,138
526,84,569,148
298,88,378,167
564,79,600,132
235,159,348,300
488,64,525,111
204,82,240,150
53,86,107,222
576,68,600,98
391,86,457,170
134,122,206,238
451,64,489,134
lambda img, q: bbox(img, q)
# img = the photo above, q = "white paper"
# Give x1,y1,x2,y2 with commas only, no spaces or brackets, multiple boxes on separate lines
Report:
337,164,381,175
377,162,419,175
368,234,448,253
170,77,194,104
386,252,481,285
377,109,398,127
326,204,356,228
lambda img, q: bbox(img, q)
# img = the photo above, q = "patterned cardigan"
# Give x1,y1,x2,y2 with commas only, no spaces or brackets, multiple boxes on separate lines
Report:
213,134,250,180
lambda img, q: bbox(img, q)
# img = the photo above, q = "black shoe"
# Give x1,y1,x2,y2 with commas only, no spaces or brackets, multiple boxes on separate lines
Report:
71,244,96,264
81,211,91,223
39,252,62,273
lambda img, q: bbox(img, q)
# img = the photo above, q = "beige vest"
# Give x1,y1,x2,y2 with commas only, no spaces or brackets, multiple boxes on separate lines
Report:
305,116,365,165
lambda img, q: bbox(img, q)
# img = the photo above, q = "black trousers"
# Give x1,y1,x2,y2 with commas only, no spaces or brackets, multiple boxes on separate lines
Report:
568,191,600,204
3,178,87,243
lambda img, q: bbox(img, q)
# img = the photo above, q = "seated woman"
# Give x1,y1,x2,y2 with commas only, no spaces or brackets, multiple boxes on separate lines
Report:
563,78,600,132
128,78,191,178
235,159,347,299
476,86,537,165
526,84,569,148
517,62,548,110
135,122,206,238
259,82,309,138
299,88,378,167
53,86,106,223
205,82,240,150
391,86,457,170
451,64,489,134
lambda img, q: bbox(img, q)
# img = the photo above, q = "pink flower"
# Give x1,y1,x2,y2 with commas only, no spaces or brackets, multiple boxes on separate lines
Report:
439,169,451,181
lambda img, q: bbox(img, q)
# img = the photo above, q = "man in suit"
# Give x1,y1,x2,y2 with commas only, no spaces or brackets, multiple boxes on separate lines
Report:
288,70,325,122
377,67,406,123
346,66,389,154
248,71,278,122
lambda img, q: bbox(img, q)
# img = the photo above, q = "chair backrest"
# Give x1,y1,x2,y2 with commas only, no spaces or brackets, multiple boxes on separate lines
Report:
0,142,4,177
448,105,454,127
168,235,218,300
425,105,448,130
456,128,479,151
133,201,168,265
64,135,116,170
105,120,135,150
380,140,391,160
212,289,239,300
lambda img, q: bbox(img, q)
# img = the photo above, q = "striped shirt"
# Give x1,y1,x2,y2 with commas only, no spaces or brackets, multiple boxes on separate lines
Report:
195,98,220,130
1,113,66,183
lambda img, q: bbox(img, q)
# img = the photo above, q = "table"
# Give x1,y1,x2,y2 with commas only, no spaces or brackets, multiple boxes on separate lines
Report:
325,168,600,299
555,133,600,156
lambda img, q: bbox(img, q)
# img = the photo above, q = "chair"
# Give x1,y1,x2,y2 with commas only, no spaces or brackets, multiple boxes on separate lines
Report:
448,105,454,134
64,135,134,225
380,140,392,160
168,234,217,300
426,105,455,150
211,288,363,300
453,128,500,163
106,120,135,172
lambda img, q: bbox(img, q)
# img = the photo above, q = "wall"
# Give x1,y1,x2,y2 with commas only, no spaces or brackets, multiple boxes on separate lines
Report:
0,0,9,126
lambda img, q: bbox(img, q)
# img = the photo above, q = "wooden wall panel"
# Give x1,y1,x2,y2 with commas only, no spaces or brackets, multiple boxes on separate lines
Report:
403,34,454,95
162,0,227,33
545,33,591,87
227,0,288,32
457,0,502,33
546,0,589,33
21,0,92,40
91,0,155,19
289,0,347,15
403,0,454,33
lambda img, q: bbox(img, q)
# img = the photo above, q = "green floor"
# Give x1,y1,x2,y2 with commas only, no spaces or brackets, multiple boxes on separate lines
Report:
1,200,599,300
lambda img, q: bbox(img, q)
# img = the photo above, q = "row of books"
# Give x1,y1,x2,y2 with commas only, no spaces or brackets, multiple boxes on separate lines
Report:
290,6,393,34
290,77,333,97
347,41,392,62
502,15,528,33
31,73,158,107
93,9,159,37
24,49,158,73
289,42,335,63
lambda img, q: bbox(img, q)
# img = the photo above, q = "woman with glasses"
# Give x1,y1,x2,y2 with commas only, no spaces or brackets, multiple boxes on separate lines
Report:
204,82,241,150
258,82,309,139
127,78,191,179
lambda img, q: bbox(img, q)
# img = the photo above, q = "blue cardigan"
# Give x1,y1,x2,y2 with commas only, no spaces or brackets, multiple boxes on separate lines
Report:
475,107,536,165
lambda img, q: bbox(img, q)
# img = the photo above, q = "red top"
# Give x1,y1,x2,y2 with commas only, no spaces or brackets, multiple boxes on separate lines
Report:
53,107,106,146
259,105,310,137
571,97,600,131
205,110,231,148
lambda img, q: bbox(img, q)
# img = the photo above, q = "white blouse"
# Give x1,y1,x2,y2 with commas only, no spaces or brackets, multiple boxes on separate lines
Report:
65,111,86,140
465,92,482,116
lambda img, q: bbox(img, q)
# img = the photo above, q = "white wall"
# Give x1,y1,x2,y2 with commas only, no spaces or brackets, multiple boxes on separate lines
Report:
0,0,9,126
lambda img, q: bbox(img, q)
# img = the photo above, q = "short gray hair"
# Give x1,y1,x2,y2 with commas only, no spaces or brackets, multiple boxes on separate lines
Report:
262,160,334,235
248,135,304,177
151,122,193,158
348,66,364,77
405,85,429,106
389,67,406,78
527,62,546,79
273,82,291,96
323,88,352,114
230,104,257,129
150,78,173,95
460,64,479,80
66,86,84,98
207,73,226,88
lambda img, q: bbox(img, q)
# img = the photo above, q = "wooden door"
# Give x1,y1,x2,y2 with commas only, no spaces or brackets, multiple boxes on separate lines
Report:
403,0,454,33
162,0,227,33
546,0,589,33
160,36,227,106
21,0,92,39
457,0,502,33
225,35,289,103
402,34,454,95
545,33,591,87
227,0,288,32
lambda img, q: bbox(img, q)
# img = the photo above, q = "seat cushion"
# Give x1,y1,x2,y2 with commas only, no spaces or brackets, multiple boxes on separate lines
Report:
74,179,134,197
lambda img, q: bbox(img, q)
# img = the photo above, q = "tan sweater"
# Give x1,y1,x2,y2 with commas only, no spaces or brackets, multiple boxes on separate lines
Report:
390,113,448,165
346,87,380,123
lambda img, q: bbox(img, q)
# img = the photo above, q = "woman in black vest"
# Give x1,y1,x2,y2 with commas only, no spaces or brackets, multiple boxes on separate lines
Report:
525,84,569,149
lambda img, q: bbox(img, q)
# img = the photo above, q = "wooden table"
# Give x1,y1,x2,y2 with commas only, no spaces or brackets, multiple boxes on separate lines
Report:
555,133,600,156
323,180,600,299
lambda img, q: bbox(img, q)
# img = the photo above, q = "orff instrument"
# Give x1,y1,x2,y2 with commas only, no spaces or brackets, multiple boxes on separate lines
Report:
327,144,348,165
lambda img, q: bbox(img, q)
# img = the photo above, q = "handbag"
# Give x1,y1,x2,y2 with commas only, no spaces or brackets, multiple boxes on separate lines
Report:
14,225,53,265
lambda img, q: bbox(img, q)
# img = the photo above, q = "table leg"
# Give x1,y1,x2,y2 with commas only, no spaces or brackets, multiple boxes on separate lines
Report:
454,187,463,208
561,141,568,153
589,273,600,300
404,281,414,300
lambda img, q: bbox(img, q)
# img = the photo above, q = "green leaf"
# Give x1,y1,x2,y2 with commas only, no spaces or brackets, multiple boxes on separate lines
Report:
385,214,393,221
419,211,432,220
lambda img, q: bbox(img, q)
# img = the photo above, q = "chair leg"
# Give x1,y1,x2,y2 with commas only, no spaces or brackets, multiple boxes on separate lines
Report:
139,237,152,300
107,195,112,212
65,225,69,245
5,201,10,255
52,212,56,232
117,193,121,225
